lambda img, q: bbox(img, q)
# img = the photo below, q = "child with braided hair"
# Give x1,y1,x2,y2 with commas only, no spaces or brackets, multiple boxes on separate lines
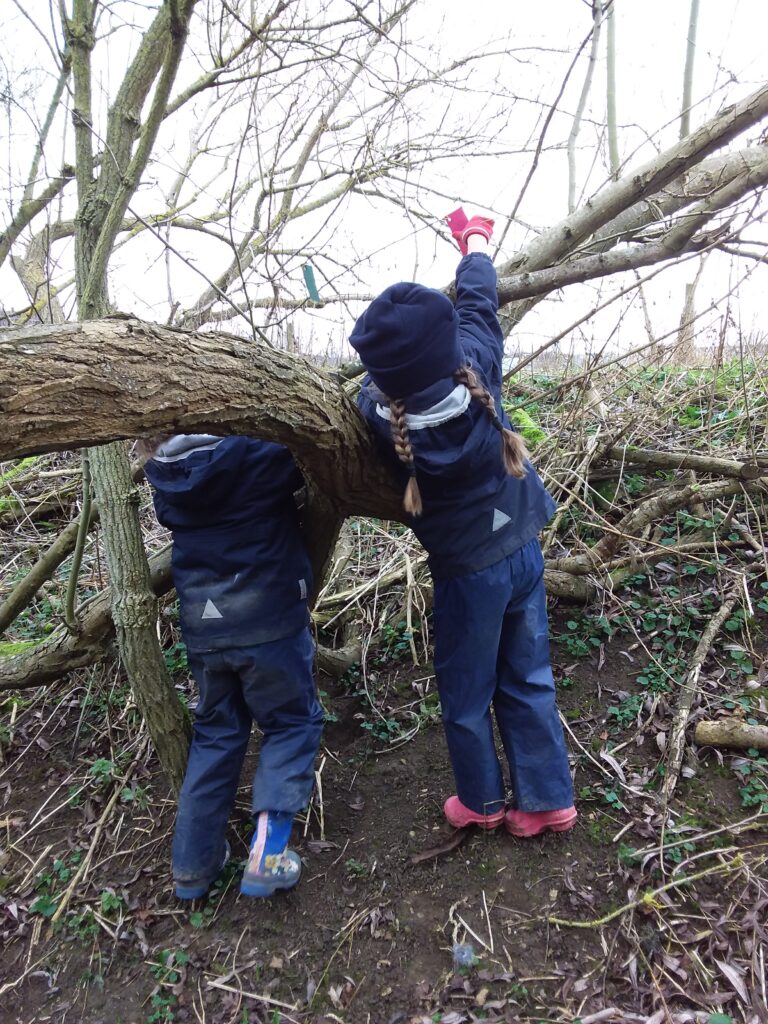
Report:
349,212,576,837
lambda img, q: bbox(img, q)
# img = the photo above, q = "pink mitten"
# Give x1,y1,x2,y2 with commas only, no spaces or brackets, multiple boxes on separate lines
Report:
461,215,494,247
445,207,469,254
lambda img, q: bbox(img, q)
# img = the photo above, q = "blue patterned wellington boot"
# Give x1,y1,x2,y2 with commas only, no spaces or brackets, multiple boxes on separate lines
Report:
240,811,301,898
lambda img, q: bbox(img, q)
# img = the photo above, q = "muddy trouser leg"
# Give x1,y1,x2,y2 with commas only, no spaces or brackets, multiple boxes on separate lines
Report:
172,650,251,883
432,564,511,817
230,628,324,816
493,540,574,812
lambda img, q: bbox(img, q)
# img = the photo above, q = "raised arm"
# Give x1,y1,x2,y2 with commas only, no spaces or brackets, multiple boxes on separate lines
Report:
448,217,504,386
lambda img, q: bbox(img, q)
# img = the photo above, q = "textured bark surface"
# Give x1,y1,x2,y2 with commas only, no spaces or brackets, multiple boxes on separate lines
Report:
0,317,402,518
498,82,768,280
87,442,191,791
694,719,768,752
56,0,201,794
602,446,766,480
0,317,400,700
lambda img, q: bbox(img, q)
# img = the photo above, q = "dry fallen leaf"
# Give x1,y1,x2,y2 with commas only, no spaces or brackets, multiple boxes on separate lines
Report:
714,957,749,1003
410,828,470,865
307,839,339,853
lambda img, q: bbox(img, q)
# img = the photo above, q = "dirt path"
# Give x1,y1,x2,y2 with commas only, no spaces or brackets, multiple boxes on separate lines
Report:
1,610,767,1023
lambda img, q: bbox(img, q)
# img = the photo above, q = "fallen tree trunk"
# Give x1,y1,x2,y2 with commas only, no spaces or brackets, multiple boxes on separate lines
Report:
550,477,765,575
694,719,768,752
0,546,172,690
1,317,764,694
0,510,97,634
316,640,363,678
602,445,767,481
0,317,400,519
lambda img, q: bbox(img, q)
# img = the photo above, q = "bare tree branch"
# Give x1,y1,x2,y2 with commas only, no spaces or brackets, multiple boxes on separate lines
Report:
567,0,603,213
0,170,74,269
498,81,768,281
680,0,701,139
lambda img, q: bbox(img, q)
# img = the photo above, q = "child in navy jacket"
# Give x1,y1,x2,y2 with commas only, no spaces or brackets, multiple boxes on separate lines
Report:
143,434,324,897
350,216,576,837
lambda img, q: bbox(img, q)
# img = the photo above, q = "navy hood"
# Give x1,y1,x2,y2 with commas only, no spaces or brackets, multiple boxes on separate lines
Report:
144,436,312,649
349,282,461,398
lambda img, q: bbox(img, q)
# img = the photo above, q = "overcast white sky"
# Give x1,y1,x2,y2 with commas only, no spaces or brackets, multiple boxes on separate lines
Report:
1,0,766,363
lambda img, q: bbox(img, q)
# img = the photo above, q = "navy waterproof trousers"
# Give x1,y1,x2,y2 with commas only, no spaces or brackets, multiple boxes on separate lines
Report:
172,627,323,883
432,539,573,815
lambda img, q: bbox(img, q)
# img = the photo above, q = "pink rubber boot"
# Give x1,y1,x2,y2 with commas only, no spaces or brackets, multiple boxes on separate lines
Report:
504,806,577,838
444,795,505,830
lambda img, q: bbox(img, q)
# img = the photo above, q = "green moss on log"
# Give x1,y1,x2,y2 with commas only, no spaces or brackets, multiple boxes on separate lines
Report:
0,456,39,488
0,640,39,657
507,407,547,447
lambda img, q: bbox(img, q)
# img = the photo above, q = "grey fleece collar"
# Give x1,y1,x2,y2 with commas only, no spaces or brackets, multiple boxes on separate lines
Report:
152,434,223,462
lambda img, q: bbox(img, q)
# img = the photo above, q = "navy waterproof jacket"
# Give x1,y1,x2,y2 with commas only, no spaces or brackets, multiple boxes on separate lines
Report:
357,253,556,579
144,435,311,652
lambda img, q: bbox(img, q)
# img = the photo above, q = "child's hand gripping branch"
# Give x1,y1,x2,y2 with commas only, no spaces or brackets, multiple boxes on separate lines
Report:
445,207,495,255
348,206,577,841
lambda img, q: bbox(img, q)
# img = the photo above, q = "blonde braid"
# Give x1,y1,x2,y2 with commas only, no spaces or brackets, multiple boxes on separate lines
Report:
454,366,528,478
389,399,423,517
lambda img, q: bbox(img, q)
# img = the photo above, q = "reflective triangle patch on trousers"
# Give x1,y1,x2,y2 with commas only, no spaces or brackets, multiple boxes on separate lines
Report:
492,508,512,532
201,599,224,620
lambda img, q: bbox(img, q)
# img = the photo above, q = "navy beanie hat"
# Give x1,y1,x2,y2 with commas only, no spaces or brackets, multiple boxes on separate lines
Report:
349,282,461,397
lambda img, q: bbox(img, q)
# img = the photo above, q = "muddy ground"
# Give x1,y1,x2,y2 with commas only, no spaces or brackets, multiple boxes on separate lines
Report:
1,597,767,1024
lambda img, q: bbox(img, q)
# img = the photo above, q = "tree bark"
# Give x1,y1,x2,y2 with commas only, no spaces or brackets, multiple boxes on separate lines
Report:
588,146,768,254
0,317,402,517
0,545,172,691
498,81,768,280
64,0,199,794
0,318,401,700
606,0,620,176
567,1,603,213
680,0,701,140
87,443,191,789
662,583,740,803
694,719,768,752
602,446,766,480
